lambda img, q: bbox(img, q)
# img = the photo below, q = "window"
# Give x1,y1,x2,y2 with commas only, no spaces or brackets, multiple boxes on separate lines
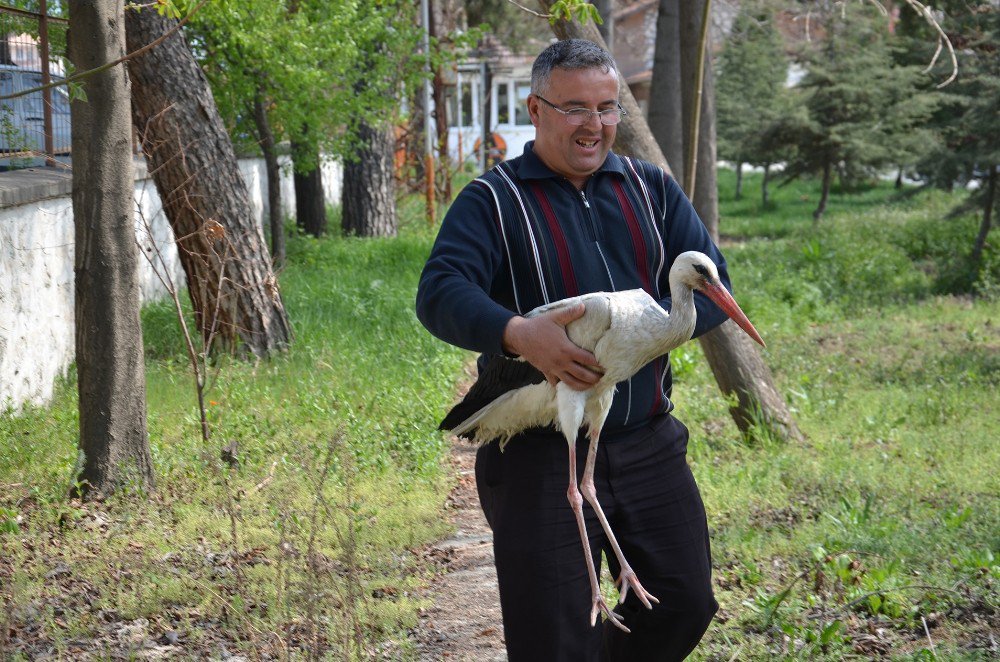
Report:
460,81,473,127
514,83,531,126
496,82,509,125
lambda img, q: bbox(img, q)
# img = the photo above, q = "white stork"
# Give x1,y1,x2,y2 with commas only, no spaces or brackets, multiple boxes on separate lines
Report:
440,250,765,632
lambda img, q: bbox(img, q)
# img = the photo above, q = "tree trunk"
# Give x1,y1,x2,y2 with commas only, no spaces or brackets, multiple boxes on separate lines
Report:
429,6,452,203
895,167,904,190
971,164,996,264
70,0,152,497
291,137,327,237
762,163,771,207
125,6,291,357
814,157,832,222
539,0,802,443
688,24,719,240
735,162,743,200
252,88,284,267
594,0,615,51
342,120,398,237
648,0,684,182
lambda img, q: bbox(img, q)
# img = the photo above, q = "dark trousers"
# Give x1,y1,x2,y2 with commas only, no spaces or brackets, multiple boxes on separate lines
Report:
475,414,718,662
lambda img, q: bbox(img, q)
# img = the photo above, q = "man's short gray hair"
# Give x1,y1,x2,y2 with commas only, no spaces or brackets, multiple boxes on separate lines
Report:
531,39,621,96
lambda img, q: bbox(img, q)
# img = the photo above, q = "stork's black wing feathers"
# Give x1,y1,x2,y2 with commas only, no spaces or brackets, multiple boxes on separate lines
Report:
439,356,545,431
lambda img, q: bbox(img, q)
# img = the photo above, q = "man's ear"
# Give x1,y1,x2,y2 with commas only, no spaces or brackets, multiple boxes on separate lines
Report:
526,94,541,128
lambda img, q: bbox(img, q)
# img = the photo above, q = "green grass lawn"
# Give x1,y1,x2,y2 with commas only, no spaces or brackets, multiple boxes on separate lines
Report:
1,168,996,659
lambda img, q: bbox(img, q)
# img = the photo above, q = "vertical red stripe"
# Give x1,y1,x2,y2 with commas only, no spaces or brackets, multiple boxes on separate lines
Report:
648,357,664,416
612,179,653,295
530,183,578,296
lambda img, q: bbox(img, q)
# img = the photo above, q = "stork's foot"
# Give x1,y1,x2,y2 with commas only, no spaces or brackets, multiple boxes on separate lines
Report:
592,593,630,633
616,568,660,610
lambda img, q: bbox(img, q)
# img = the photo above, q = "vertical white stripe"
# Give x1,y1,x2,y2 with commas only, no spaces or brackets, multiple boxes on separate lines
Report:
496,164,550,304
624,157,667,300
475,177,524,314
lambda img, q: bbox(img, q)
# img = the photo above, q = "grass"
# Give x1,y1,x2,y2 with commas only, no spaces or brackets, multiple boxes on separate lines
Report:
0,196,468,658
1,165,997,659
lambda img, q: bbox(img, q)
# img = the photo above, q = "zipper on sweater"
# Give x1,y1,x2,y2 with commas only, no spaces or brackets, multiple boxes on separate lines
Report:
578,186,602,241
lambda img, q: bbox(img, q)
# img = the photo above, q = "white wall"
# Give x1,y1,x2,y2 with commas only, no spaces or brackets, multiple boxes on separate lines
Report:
0,155,341,411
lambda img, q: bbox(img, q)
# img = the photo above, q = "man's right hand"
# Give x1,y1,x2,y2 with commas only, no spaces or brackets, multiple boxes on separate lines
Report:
502,304,603,391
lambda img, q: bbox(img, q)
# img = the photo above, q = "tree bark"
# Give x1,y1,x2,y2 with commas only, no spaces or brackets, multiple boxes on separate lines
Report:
648,0,684,183
70,0,153,496
126,6,291,357
540,0,802,443
252,88,284,267
342,120,398,237
814,157,832,222
971,164,996,264
594,0,615,52
291,136,327,237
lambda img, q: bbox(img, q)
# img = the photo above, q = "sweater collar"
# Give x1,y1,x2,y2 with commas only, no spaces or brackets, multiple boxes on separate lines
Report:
514,140,627,181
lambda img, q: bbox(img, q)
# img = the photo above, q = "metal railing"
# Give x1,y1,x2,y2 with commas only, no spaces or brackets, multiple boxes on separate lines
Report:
0,1,69,169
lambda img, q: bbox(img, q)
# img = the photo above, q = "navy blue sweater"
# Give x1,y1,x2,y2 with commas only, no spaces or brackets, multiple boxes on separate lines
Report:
416,142,732,436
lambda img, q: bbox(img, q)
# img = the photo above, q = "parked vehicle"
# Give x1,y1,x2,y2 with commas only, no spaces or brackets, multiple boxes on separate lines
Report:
0,64,71,155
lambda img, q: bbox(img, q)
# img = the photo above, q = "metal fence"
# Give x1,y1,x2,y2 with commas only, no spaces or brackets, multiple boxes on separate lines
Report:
0,2,69,169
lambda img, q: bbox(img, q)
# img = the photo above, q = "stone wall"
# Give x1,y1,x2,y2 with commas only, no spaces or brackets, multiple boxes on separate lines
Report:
0,155,341,411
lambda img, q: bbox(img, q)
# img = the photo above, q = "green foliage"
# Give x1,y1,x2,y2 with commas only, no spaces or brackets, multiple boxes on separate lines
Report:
188,0,425,159
778,6,939,191
715,2,789,168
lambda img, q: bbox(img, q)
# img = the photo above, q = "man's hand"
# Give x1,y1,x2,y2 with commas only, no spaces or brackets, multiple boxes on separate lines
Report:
502,303,603,391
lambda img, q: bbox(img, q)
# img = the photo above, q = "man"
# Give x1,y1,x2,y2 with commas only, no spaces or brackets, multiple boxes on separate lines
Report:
417,39,728,661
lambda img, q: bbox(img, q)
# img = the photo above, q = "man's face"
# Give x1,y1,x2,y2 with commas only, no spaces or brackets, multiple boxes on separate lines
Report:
527,66,620,189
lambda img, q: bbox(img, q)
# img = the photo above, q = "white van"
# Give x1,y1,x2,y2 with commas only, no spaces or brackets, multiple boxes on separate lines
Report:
0,64,71,156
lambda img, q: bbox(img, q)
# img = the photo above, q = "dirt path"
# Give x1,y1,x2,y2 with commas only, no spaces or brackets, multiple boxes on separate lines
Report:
403,440,506,660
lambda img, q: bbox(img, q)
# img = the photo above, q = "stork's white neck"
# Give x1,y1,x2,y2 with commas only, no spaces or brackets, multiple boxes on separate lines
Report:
651,276,698,359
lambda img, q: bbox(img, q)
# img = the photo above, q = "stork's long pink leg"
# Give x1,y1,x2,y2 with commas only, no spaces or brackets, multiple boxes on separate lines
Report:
566,441,629,632
580,425,660,611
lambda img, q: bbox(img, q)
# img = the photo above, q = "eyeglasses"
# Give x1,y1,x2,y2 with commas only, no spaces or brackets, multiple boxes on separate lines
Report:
535,94,627,126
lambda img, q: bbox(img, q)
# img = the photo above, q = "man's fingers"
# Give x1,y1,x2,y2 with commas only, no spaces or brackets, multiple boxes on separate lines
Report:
550,302,586,326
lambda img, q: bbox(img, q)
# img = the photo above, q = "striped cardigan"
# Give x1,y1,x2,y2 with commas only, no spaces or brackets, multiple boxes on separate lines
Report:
416,142,731,436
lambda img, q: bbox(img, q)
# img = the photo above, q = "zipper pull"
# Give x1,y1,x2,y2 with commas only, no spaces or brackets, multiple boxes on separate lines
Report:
579,190,590,208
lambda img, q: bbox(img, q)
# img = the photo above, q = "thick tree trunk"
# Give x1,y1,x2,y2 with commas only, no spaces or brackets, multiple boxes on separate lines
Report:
125,6,291,357
735,162,743,200
648,0,684,182
252,88,284,266
291,137,327,237
971,165,996,264
70,0,152,496
342,120,397,237
540,1,802,443
814,157,832,222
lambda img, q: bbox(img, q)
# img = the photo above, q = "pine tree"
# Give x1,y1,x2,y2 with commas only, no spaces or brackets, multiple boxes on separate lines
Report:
780,7,936,221
715,2,788,201
905,3,999,264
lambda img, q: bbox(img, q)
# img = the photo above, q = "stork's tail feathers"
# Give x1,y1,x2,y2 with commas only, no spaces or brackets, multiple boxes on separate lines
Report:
439,356,546,442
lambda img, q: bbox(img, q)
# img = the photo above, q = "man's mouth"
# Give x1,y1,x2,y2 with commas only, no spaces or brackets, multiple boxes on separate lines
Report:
576,139,599,148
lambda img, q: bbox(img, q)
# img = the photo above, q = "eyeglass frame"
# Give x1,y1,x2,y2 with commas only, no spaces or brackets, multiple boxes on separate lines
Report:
533,94,628,126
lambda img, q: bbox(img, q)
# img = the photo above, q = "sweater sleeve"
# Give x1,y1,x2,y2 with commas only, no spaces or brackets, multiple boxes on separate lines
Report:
655,173,733,339
415,181,517,354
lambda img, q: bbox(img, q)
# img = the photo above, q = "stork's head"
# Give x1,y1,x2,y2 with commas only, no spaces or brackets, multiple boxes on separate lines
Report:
670,251,766,347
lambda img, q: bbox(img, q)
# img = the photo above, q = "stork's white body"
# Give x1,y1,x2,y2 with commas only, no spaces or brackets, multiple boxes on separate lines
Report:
442,251,763,631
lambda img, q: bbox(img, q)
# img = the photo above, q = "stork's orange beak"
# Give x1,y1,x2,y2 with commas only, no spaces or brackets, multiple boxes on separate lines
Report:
701,282,765,347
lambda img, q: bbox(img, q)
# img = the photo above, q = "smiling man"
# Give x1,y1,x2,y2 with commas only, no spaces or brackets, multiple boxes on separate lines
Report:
417,40,731,661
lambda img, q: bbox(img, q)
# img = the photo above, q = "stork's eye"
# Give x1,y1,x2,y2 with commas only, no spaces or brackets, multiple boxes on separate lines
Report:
693,264,709,277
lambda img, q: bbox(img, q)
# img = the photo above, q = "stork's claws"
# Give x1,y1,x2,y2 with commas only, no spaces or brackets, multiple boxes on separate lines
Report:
591,594,629,633
616,571,659,610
